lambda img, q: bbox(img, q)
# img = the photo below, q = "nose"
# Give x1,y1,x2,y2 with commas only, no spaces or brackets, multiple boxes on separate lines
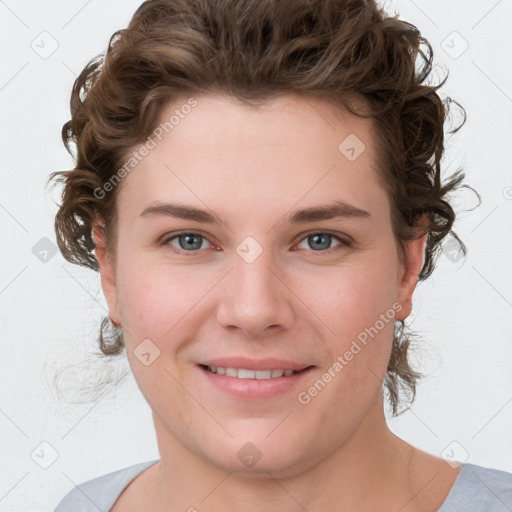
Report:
216,242,295,338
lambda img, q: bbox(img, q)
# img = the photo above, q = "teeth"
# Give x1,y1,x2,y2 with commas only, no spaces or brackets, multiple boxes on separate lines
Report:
205,366,301,379
226,367,238,377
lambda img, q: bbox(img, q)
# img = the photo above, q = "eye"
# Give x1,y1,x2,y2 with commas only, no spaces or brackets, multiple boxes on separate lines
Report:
294,232,350,253
162,230,351,255
163,232,213,253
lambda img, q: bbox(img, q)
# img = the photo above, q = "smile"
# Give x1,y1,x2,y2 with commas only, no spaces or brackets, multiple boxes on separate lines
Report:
204,365,302,379
198,362,314,400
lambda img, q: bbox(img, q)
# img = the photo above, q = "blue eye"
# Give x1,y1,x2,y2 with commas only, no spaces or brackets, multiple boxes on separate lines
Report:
166,233,211,252
297,233,343,251
162,231,350,255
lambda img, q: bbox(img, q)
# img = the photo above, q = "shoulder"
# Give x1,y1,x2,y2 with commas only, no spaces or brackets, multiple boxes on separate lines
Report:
53,459,159,512
439,463,512,512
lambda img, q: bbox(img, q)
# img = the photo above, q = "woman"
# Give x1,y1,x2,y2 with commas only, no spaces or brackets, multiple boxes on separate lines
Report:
51,0,512,510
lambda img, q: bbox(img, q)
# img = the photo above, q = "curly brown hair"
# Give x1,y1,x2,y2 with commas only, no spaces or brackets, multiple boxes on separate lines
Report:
47,0,478,415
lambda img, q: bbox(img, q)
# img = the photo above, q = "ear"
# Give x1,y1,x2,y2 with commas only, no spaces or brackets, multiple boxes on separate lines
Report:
92,219,121,326
394,215,428,322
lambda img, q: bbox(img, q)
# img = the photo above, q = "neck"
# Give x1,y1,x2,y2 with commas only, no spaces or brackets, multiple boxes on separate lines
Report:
149,399,426,512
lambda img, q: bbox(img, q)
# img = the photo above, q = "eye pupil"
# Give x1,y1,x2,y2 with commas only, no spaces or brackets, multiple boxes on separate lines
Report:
309,233,331,251
180,234,202,250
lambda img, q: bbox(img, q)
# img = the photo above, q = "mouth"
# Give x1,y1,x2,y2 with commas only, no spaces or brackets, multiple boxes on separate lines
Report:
199,364,312,380
196,360,315,400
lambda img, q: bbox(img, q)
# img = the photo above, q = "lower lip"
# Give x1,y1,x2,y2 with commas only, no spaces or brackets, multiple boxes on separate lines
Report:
198,365,315,400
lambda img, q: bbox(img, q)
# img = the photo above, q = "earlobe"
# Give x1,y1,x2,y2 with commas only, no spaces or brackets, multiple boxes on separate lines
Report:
395,220,428,322
92,220,121,326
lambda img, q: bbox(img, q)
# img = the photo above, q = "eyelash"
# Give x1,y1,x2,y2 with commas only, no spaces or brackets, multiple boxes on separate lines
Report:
160,230,352,256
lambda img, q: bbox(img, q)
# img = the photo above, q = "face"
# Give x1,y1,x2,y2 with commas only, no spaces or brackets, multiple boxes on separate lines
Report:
95,93,426,478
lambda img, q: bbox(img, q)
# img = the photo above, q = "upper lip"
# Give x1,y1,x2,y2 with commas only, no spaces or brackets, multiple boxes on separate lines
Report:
198,357,313,371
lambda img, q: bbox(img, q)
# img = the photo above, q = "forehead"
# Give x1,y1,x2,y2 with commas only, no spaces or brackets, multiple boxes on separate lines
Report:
156,92,376,151
115,92,387,222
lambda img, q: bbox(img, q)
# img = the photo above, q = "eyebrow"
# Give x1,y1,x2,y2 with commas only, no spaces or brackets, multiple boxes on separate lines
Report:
139,201,371,226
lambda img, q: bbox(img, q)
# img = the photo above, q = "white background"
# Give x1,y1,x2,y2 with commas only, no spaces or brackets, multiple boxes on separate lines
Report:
0,0,511,510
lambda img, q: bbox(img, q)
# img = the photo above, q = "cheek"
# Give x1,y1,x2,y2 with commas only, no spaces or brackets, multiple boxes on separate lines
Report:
115,232,399,350
115,254,210,339
113,258,200,410
313,254,399,393
323,255,399,335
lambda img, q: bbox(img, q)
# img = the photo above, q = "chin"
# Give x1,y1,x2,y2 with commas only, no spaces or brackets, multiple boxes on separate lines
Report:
198,424,319,477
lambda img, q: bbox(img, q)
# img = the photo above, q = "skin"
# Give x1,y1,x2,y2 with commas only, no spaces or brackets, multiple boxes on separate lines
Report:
94,93,461,511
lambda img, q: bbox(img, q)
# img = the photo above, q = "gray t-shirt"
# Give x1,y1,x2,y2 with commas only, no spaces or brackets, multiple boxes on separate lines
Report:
54,460,512,511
